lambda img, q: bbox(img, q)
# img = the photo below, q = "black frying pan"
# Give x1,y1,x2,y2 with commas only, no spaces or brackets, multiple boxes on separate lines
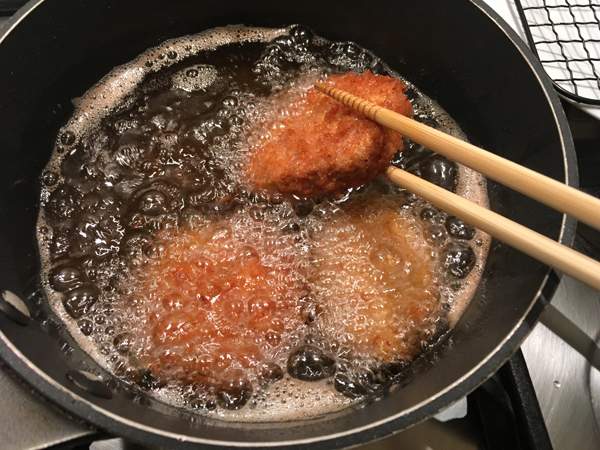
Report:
0,0,576,448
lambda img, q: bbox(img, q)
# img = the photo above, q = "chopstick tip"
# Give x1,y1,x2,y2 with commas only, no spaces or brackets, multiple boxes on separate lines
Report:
314,81,327,92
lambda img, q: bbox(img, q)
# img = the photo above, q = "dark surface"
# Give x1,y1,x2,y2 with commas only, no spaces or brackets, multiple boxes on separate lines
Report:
0,0,575,448
566,102,600,256
0,0,24,14
465,351,552,450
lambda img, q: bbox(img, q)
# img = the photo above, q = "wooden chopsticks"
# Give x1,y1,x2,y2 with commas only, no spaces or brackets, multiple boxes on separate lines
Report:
316,83,600,290
386,167,600,289
316,84,600,230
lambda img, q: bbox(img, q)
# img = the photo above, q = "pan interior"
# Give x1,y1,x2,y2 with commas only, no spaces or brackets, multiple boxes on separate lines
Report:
35,24,491,422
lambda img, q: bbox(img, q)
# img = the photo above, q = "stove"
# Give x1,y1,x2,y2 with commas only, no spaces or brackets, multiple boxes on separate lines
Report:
1,2,599,449
520,103,600,450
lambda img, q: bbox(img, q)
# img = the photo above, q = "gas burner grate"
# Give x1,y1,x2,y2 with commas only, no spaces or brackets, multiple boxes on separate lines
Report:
514,0,600,105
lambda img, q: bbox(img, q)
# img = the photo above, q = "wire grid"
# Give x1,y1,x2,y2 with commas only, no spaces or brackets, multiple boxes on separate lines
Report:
514,0,600,105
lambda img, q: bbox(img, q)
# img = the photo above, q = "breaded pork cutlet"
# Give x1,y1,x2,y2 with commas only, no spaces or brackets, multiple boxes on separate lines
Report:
247,71,412,197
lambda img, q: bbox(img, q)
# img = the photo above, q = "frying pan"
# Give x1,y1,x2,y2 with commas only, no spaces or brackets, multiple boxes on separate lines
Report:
0,0,576,448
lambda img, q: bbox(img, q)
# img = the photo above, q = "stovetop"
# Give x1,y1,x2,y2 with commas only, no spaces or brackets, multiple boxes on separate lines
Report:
1,2,600,449
520,103,600,450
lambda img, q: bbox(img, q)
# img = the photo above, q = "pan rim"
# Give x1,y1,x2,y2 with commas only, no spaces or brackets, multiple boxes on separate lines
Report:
0,0,578,447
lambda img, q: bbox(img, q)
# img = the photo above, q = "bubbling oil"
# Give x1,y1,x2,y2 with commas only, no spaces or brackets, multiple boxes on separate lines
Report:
37,25,490,421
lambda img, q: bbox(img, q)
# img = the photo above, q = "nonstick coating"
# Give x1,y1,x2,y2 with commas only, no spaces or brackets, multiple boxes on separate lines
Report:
0,0,576,448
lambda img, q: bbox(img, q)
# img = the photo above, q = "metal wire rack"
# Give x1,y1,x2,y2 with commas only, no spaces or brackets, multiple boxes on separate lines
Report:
514,0,600,105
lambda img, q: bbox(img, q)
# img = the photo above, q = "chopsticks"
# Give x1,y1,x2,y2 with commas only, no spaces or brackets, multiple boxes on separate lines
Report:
315,83,600,290
316,84,600,230
386,167,600,290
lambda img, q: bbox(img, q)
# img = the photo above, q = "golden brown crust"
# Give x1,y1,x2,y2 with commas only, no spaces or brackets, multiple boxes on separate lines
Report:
247,71,413,197
128,221,304,385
